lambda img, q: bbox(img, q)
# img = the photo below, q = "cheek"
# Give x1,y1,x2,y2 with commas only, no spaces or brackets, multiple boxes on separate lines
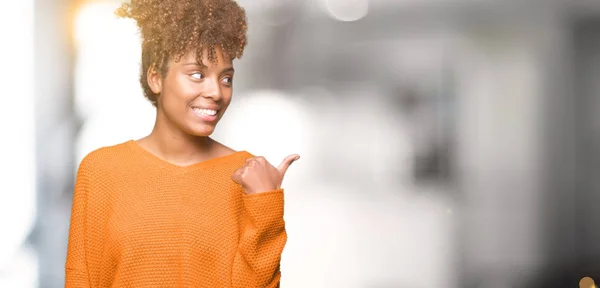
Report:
161,86,193,115
219,92,233,115
165,90,200,116
163,72,201,95
164,76,199,101
179,81,203,99
222,89,234,104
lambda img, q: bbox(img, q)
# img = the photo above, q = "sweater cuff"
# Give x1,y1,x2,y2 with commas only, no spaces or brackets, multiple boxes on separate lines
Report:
242,189,285,226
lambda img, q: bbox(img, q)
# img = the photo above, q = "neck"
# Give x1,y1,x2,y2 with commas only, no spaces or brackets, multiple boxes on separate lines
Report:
143,108,213,165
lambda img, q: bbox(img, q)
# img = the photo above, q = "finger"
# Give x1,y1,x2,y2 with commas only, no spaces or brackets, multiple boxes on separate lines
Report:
231,168,244,184
277,154,300,176
231,173,241,185
245,157,253,163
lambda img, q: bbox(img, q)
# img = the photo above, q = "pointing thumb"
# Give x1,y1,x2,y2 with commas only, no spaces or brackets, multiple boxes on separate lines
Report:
277,154,300,176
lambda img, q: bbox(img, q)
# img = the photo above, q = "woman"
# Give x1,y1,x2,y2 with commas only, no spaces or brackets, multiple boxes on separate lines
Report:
64,0,299,287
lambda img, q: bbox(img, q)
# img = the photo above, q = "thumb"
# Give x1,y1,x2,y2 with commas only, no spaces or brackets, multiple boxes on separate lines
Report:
231,168,244,185
277,154,300,176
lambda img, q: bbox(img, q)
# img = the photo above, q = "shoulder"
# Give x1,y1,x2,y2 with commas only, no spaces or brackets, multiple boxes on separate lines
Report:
208,139,256,171
77,140,131,176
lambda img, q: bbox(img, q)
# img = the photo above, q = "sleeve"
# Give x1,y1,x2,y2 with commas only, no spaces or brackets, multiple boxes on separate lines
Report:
232,189,288,288
64,159,91,287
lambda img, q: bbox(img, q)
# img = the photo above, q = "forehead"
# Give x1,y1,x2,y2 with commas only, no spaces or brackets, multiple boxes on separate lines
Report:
177,47,233,68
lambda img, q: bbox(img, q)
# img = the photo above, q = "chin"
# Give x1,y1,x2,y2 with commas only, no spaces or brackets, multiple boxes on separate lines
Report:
186,123,217,137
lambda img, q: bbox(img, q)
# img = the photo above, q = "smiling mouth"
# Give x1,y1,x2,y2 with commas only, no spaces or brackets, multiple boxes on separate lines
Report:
191,107,218,116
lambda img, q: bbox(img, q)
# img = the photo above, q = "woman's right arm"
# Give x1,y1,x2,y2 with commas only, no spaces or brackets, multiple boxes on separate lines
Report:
65,159,91,287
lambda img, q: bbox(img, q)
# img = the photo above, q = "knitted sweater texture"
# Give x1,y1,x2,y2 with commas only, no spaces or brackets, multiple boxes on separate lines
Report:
65,140,287,287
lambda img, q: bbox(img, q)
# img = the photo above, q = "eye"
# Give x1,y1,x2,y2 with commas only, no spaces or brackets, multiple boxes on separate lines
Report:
190,72,203,80
222,76,233,84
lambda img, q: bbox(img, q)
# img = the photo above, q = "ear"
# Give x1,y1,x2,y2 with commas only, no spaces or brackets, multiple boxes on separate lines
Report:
147,65,162,95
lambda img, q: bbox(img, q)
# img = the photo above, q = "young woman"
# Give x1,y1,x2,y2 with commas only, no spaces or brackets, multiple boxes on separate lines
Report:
64,0,299,287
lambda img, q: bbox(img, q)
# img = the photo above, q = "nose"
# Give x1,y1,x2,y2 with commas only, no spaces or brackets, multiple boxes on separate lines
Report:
202,76,222,101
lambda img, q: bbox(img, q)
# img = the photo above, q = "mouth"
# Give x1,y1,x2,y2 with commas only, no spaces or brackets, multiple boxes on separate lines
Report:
191,107,219,122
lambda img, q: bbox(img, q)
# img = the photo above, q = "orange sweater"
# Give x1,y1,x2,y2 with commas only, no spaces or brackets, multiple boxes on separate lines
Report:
65,140,287,287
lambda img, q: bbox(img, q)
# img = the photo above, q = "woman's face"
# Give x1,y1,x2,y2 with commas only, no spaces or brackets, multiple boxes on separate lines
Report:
150,47,235,137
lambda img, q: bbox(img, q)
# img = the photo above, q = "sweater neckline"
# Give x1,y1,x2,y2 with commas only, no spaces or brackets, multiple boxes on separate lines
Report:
125,139,251,172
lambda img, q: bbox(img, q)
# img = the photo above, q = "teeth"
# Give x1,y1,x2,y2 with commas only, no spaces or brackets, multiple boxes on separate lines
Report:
193,108,217,116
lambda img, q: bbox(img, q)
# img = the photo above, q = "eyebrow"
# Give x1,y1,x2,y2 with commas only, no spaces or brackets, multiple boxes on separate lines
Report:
182,63,235,74
183,62,203,67
220,67,235,74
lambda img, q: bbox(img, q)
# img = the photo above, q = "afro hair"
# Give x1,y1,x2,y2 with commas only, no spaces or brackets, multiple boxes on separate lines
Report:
115,0,248,105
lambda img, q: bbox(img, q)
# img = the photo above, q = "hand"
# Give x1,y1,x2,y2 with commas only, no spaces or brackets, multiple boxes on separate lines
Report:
231,154,300,195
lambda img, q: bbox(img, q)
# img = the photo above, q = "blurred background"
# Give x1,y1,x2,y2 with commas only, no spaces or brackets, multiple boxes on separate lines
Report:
2,0,600,287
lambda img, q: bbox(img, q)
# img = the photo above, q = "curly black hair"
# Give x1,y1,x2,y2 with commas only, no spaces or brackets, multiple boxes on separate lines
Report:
115,0,248,106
